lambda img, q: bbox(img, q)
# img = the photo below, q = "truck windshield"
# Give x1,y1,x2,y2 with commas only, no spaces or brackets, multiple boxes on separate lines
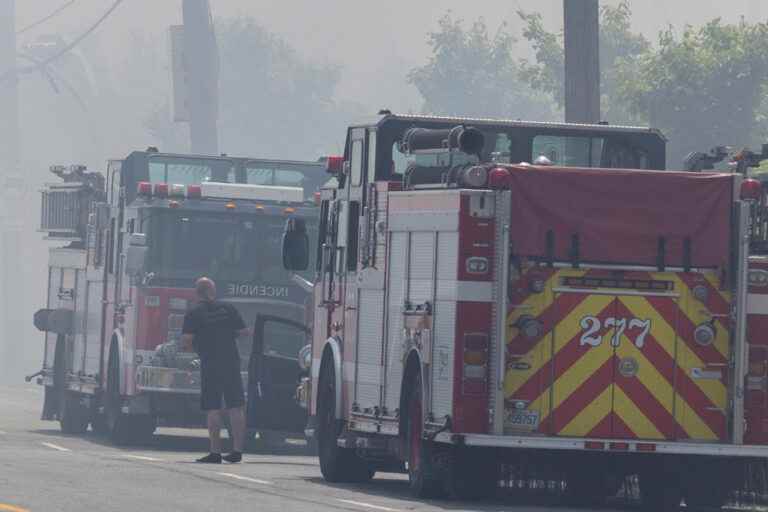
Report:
147,210,316,283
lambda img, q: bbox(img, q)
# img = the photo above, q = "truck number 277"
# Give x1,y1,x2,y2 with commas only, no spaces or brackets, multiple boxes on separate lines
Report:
579,316,651,348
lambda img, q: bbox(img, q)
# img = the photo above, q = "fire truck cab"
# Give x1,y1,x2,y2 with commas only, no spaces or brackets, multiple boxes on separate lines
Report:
284,113,768,509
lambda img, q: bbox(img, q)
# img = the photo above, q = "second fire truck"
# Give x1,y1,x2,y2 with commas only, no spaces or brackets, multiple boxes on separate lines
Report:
33,149,321,444
283,113,768,510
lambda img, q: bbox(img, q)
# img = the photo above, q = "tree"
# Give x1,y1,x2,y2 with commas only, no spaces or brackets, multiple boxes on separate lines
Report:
518,1,649,125
215,17,360,160
408,14,555,121
616,19,768,165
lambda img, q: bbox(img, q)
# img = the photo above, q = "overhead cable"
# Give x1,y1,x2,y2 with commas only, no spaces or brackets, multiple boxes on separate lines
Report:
1,0,125,83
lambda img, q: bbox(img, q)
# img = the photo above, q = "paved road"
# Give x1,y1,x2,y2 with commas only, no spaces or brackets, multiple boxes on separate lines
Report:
0,382,621,512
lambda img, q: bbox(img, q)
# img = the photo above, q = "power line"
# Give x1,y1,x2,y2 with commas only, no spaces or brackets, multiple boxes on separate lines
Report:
1,0,124,83
17,0,78,35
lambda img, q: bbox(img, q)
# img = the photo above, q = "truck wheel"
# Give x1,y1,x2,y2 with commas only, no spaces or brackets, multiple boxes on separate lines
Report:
53,335,88,434
640,468,682,512
404,368,443,498
316,355,373,483
105,345,155,445
59,392,89,434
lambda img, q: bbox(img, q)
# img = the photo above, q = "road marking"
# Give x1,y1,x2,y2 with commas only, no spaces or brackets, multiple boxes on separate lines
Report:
122,454,162,462
0,504,30,512
217,472,273,485
336,499,402,512
41,442,71,452
0,430,7,435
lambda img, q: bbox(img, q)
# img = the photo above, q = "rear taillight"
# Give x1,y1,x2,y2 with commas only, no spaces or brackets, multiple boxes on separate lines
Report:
585,441,605,450
636,443,656,452
741,178,762,201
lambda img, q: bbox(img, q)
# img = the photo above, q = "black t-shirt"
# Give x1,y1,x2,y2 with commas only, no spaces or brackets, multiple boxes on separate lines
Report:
182,299,245,367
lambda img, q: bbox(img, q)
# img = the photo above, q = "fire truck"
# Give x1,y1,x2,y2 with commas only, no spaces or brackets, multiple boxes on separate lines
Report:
282,113,768,510
33,149,321,445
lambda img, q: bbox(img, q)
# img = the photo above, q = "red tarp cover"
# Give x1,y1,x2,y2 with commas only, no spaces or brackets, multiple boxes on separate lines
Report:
506,165,735,268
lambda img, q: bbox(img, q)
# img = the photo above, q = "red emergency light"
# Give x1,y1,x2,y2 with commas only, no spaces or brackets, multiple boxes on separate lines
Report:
741,178,763,201
154,183,169,198
325,155,344,174
488,167,511,189
137,181,152,196
186,185,202,199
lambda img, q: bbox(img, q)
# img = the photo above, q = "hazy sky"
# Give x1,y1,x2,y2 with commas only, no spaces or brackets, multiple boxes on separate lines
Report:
15,0,768,112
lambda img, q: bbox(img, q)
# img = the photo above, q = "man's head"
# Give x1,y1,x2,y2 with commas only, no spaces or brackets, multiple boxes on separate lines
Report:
195,277,217,301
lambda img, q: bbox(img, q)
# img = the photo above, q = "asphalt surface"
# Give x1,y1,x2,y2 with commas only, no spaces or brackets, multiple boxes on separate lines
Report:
0,382,624,512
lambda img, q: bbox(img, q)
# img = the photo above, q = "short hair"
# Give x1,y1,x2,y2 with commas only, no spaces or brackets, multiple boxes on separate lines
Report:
195,277,216,299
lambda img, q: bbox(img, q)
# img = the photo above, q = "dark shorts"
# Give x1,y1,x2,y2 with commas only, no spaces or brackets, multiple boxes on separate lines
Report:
200,360,245,411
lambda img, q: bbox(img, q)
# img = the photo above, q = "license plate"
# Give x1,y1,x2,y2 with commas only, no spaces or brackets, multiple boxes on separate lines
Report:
506,410,540,429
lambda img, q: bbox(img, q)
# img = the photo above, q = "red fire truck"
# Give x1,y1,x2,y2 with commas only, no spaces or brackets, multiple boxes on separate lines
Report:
33,150,321,445
282,113,768,510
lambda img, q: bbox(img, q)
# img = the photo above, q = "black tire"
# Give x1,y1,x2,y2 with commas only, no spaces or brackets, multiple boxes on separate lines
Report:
52,335,89,434
105,343,155,445
316,354,373,483
404,368,444,498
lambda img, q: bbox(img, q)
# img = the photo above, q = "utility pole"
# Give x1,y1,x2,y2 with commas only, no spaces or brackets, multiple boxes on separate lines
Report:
182,0,219,155
0,0,22,383
0,0,18,170
563,0,600,124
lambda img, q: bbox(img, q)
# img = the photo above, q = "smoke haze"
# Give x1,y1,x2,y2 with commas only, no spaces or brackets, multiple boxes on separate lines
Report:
3,0,766,382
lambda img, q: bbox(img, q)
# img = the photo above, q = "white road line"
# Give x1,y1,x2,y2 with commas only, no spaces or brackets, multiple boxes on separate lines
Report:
336,499,402,512
217,472,273,485
41,442,71,452
122,454,162,462
0,430,7,435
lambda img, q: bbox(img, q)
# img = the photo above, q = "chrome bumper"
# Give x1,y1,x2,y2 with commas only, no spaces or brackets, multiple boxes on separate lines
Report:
135,365,248,394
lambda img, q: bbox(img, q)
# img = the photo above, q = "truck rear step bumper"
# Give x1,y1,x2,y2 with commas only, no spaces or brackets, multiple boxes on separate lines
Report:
433,432,768,458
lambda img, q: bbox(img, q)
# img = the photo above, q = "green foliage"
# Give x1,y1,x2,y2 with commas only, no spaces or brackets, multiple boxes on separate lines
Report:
518,1,649,124
408,14,555,120
616,19,768,165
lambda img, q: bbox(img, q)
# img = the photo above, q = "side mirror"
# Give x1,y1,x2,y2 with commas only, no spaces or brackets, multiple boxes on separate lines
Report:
282,218,309,271
125,233,148,276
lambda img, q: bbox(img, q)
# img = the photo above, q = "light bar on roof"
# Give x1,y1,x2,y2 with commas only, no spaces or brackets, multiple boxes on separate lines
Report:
200,182,304,203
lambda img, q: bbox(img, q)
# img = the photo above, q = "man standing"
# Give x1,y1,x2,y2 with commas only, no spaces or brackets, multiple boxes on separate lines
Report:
181,277,249,463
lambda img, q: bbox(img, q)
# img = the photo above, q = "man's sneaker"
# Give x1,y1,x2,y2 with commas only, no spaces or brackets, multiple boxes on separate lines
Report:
196,453,222,464
223,451,242,463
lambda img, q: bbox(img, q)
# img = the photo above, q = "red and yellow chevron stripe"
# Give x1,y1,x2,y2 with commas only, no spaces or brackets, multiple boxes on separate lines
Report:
504,267,731,442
